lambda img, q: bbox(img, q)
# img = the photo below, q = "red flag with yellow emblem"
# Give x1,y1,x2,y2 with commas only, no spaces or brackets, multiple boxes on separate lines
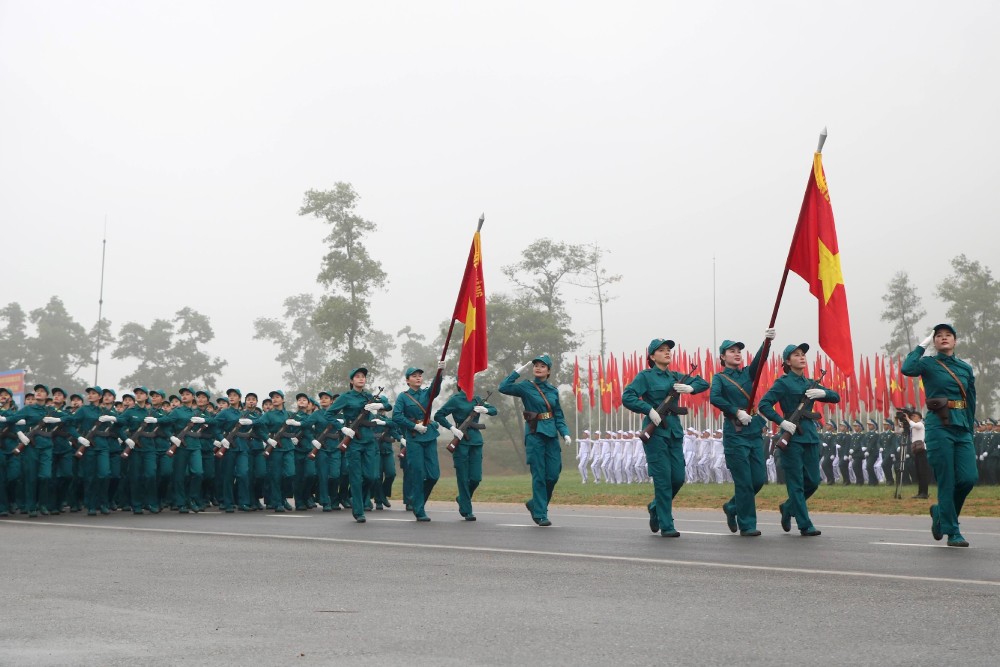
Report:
452,229,487,400
786,151,855,376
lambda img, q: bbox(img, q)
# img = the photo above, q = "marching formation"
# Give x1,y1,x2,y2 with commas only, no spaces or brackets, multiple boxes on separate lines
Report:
0,324,982,547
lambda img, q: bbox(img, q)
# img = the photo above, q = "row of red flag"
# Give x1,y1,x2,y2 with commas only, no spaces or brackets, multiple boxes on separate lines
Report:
571,349,924,421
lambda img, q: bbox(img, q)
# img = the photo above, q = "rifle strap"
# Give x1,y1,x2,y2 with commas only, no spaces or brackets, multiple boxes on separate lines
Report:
717,373,752,404
530,382,553,414
933,359,967,401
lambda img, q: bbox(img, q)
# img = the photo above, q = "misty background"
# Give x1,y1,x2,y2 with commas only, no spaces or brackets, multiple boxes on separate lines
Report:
2,1,998,398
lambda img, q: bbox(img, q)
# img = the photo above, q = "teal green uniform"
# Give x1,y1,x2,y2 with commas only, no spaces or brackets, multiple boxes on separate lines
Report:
122,404,156,512
902,345,977,541
393,387,442,520
710,342,768,532
49,406,77,513
258,408,297,511
500,371,570,524
435,393,497,518
371,421,398,509
75,404,115,514
213,406,251,511
0,406,22,515
11,404,61,514
759,372,840,533
139,405,177,511
623,367,709,534
302,409,345,511
333,390,390,519
288,410,316,510
170,406,205,511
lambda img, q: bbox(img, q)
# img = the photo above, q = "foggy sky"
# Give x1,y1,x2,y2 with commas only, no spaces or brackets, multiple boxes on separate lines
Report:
2,1,998,394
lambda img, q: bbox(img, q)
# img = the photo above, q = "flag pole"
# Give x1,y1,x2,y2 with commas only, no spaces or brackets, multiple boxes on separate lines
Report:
746,128,827,410
421,213,485,423
94,216,108,386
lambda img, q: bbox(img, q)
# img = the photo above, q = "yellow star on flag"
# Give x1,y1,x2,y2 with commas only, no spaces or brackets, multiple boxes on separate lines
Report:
817,239,844,305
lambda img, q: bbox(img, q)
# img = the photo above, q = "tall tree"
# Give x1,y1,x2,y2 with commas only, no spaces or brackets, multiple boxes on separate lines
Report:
880,271,926,357
113,308,227,392
28,296,93,388
0,302,32,373
936,254,1000,417
568,244,622,358
299,183,389,387
253,294,332,395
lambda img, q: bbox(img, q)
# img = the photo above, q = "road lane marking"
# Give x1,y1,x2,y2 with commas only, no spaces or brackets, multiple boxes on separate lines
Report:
871,542,952,548
5,520,998,587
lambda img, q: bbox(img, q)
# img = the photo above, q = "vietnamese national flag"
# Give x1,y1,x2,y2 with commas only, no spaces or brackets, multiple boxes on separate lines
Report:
572,356,582,412
587,357,595,409
450,230,488,400
610,354,622,410
785,152,855,377
599,358,611,414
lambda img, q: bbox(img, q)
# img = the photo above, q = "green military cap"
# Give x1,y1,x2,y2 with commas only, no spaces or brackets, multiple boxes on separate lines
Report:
168,394,180,402
718,339,745,355
51,387,66,396
69,393,83,401
245,392,258,400
122,393,135,401
781,343,809,361
150,389,167,398
295,392,309,400
0,387,11,397
645,339,675,366
179,387,194,395
85,386,102,395
933,323,957,337
216,397,228,405
404,367,424,378
269,390,285,399
195,389,211,400
309,397,319,407
317,390,335,399
33,384,50,394
348,367,368,380
102,388,117,398
226,388,242,397
133,386,149,395
531,354,553,368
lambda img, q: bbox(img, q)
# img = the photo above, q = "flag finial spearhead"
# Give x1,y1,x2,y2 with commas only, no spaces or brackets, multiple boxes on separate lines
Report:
817,127,828,154
477,213,485,232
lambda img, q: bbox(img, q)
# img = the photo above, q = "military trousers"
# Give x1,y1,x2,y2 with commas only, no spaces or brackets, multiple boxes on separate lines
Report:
779,441,820,532
374,450,396,506
21,444,53,513
723,438,766,531
293,449,317,509
347,441,378,518
81,447,110,511
406,439,440,518
128,446,157,510
452,442,483,517
315,447,342,509
643,434,684,532
927,427,978,536
171,445,203,510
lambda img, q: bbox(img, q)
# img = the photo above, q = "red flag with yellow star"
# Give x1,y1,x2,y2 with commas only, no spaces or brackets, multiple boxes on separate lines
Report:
786,152,855,376
452,230,487,400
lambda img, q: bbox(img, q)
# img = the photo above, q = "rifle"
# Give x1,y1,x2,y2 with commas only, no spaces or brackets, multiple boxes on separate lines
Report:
769,369,827,456
166,419,200,457
264,422,294,457
339,387,387,452
75,414,121,458
893,407,910,500
306,420,342,461
446,391,493,453
638,365,699,443
12,422,46,455
215,409,252,459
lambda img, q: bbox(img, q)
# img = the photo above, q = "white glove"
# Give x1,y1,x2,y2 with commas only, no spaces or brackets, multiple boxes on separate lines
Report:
473,405,489,414
266,438,278,447
648,408,662,426
364,402,384,413
861,447,867,452
77,437,91,448
291,437,299,445
213,440,221,448
919,332,934,348
450,426,464,439
239,418,252,425
764,327,776,340
170,436,182,446
17,431,30,445
672,383,694,394
413,423,427,434
372,419,386,426
340,427,355,439
735,409,752,426
312,439,322,450
190,416,206,424
43,416,62,424
16,419,25,425
220,438,230,449
437,360,446,370
564,434,572,446
0,416,6,423
99,415,117,423
143,416,157,424
399,438,407,447
779,420,797,434
804,388,826,400
829,455,835,461
124,438,135,448
285,419,300,427
864,453,869,459
515,360,532,375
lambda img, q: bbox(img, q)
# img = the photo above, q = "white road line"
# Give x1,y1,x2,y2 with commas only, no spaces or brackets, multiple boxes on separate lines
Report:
265,514,311,519
5,520,997,588
367,518,417,522
871,542,952,548
497,523,545,528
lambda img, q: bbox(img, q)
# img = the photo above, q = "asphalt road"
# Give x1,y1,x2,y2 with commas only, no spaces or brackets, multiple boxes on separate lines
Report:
2,502,998,666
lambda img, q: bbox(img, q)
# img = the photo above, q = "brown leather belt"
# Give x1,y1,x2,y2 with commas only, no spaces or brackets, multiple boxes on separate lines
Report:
947,400,967,409
537,412,553,420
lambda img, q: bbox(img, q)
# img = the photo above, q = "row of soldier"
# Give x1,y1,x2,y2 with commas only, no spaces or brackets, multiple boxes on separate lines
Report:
0,362,496,522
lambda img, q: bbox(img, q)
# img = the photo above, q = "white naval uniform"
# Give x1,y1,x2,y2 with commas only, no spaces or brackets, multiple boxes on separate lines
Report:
589,437,605,482
577,435,592,483
622,434,636,483
710,434,726,483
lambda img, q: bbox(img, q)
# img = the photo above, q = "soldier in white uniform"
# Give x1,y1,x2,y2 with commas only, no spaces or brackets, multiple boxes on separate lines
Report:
622,430,636,483
695,429,712,483
682,427,697,482
600,430,615,483
577,429,593,483
711,428,727,483
589,431,605,483
631,431,648,482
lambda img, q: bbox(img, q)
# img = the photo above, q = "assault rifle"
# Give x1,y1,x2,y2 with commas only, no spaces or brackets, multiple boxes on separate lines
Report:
76,414,123,458
166,419,203,457
446,391,492,453
638,365,699,443
769,369,827,456
339,387,387,452
893,407,911,500
12,421,47,455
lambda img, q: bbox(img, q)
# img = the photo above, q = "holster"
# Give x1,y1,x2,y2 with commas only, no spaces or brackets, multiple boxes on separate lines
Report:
523,411,539,434
925,398,951,427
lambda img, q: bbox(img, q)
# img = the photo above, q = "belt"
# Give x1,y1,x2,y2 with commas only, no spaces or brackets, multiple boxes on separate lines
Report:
537,412,553,420
947,400,967,409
